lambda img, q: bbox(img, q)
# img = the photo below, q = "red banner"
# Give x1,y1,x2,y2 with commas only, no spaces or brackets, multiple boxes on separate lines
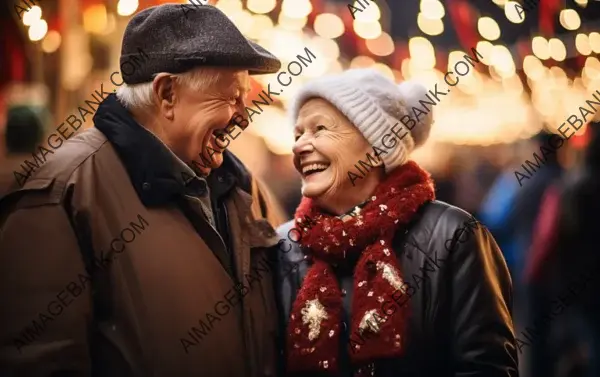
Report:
539,0,563,35
447,0,479,51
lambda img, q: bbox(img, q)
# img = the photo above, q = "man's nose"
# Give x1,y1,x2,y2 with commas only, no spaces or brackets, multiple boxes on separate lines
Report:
235,100,246,115
292,134,314,156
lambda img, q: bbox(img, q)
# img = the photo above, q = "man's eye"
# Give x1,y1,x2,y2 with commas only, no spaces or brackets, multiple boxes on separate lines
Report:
316,125,327,131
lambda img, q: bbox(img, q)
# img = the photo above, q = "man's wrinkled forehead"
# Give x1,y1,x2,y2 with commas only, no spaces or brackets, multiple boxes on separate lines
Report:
223,70,251,94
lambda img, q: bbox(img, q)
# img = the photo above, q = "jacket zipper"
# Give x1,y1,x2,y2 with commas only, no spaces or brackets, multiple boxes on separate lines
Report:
215,200,252,377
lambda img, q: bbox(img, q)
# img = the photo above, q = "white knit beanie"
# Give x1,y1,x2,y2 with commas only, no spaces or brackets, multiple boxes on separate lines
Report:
289,68,434,172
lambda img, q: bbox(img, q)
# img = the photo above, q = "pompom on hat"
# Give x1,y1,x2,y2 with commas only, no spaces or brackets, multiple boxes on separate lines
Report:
289,68,434,172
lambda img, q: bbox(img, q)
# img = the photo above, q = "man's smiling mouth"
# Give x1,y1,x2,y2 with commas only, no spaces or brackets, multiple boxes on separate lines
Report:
202,126,227,152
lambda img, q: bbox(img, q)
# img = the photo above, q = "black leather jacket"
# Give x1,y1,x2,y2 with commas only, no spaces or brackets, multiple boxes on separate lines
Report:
275,200,519,377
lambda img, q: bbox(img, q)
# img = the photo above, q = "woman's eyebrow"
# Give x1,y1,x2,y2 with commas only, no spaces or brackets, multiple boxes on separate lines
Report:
314,116,336,128
306,114,326,124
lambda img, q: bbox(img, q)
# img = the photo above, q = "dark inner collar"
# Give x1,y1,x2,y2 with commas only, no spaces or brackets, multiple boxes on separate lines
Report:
93,94,250,206
335,197,372,220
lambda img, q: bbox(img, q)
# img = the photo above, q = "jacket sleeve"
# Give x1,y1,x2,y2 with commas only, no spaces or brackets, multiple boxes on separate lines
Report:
447,216,519,377
0,203,92,376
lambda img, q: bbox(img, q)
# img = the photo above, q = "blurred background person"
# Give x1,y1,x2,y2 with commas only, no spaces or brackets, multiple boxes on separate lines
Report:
494,131,566,377
525,121,600,377
0,105,46,195
480,131,564,281
479,142,524,276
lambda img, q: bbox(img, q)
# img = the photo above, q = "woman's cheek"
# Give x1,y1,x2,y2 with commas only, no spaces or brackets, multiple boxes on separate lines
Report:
317,134,344,152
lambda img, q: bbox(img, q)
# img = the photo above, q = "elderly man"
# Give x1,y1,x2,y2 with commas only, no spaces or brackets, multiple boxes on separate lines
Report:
0,4,285,377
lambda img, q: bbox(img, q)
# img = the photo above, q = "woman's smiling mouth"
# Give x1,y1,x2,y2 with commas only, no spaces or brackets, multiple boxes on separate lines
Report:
301,162,331,178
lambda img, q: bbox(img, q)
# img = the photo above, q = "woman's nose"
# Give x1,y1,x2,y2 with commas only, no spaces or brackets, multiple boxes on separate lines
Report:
292,134,314,156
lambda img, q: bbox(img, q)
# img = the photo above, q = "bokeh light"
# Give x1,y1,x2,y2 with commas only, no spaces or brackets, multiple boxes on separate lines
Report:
313,13,345,39
351,0,381,22
28,19,48,41
590,32,600,53
350,55,376,69
475,40,494,65
83,4,108,34
117,0,138,16
281,0,312,19
365,31,395,56
478,17,501,41
523,55,545,80
353,20,382,40
22,6,42,26
41,30,61,54
532,36,550,60
548,38,567,61
409,36,436,69
420,0,445,19
278,13,308,31
418,13,444,36
576,33,592,55
489,45,515,78
505,1,525,23
247,0,276,14
559,9,581,30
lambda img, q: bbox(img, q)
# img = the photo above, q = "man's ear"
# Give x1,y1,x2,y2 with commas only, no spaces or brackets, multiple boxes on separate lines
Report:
153,73,176,120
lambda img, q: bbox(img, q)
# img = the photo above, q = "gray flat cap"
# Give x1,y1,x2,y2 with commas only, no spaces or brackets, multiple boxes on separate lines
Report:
120,3,282,84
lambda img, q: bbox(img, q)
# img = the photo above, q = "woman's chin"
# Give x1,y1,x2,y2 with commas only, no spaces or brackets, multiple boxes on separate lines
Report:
301,181,329,198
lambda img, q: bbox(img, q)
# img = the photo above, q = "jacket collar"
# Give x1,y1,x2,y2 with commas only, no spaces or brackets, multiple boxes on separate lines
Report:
93,94,252,207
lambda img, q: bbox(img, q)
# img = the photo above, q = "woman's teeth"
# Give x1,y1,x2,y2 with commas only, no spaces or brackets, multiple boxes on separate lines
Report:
302,163,329,175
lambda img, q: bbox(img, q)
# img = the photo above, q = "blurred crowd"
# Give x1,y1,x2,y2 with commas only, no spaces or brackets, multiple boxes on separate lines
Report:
432,124,599,377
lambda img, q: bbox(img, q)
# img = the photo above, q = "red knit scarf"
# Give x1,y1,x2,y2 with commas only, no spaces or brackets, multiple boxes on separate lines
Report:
286,161,435,376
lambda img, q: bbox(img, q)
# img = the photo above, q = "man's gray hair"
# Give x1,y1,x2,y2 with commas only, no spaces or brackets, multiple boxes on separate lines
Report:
116,67,226,109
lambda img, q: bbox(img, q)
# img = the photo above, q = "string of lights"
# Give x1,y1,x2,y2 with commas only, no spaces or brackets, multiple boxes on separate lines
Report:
15,0,600,152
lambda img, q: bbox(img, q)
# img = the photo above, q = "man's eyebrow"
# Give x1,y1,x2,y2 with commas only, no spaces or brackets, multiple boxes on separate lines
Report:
232,75,251,95
230,83,250,97
239,79,251,94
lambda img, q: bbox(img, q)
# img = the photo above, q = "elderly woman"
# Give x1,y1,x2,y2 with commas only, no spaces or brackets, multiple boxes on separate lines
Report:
276,69,519,377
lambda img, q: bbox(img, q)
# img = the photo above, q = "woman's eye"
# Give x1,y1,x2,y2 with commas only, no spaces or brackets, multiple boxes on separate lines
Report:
316,124,327,132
